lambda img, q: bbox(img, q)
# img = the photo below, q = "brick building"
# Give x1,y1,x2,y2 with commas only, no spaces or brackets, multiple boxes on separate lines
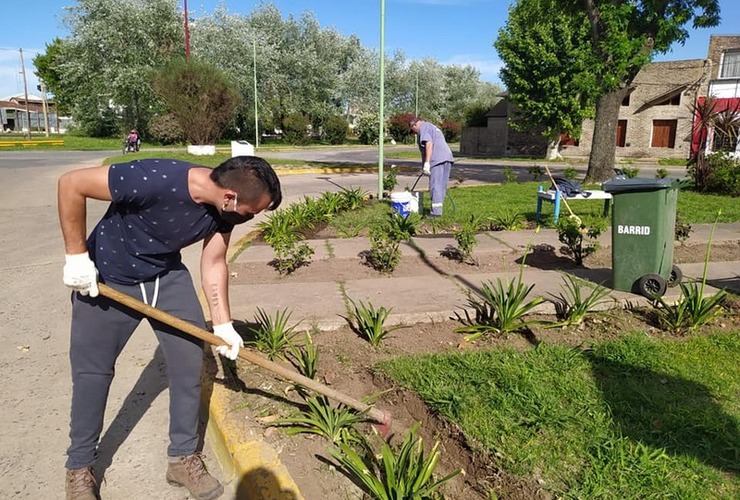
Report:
461,35,740,160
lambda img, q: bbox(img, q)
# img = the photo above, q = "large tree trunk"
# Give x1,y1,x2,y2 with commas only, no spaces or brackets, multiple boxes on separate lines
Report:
585,87,629,183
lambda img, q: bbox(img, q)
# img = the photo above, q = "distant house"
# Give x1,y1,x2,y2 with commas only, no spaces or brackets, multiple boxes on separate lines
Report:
0,93,64,133
461,35,740,160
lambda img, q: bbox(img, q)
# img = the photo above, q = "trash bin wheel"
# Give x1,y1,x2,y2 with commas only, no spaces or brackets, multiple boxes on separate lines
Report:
637,273,667,298
667,265,683,288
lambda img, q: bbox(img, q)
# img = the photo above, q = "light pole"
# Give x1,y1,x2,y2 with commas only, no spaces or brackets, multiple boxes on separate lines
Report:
377,0,386,200
253,37,259,149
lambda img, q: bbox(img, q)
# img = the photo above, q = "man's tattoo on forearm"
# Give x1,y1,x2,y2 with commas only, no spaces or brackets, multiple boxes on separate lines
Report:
209,284,221,309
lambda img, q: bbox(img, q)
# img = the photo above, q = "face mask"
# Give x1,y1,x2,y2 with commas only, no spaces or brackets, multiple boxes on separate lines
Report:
221,194,254,225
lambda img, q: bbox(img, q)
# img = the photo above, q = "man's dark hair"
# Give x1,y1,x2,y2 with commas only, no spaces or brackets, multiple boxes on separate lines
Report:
210,156,282,210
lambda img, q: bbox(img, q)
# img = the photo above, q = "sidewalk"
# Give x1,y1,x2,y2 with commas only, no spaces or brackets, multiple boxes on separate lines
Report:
210,223,738,497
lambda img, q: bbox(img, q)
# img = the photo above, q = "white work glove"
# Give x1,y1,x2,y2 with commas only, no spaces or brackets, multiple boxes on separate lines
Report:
213,322,243,360
63,252,99,298
422,162,431,176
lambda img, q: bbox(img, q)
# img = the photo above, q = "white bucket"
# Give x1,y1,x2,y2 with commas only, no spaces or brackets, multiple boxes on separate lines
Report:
390,191,418,217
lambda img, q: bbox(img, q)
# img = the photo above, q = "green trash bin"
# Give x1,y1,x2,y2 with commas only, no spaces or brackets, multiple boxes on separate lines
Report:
602,177,689,298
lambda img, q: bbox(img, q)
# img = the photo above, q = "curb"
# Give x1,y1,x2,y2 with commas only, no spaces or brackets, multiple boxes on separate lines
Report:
205,379,304,499
271,164,418,175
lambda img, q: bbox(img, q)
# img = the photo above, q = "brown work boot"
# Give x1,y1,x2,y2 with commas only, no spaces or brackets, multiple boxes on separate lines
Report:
166,453,224,500
65,466,97,500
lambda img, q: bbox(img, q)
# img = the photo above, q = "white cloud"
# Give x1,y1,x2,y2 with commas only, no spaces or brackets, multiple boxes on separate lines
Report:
442,53,504,84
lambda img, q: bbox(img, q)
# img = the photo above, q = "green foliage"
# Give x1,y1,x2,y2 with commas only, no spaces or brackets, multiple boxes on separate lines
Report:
453,214,482,264
502,167,517,183
557,217,605,265
337,186,369,211
563,167,578,180
655,168,669,179
247,308,301,360
694,153,740,197
387,212,421,241
621,166,640,178
32,38,73,115
347,298,402,346
330,423,462,500
549,275,613,326
488,209,524,231
288,333,319,380
282,112,311,145
323,115,349,145
494,0,596,144
271,395,366,445
439,119,461,142
383,170,398,192
151,58,241,145
355,114,380,145
528,165,544,180
366,226,402,274
463,103,491,127
275,240,315,276
147,113,185,145
388,112,416,144
653,217,726,331
674,214,692,244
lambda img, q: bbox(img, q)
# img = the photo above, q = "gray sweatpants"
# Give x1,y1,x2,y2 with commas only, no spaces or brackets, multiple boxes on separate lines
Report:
429,161,452,216
66,265,206,469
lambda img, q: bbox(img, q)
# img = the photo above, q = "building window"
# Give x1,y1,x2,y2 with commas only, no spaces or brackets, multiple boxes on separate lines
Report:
720,50,740,79
621,94,631,106
616,120,627,147
651,120,677,148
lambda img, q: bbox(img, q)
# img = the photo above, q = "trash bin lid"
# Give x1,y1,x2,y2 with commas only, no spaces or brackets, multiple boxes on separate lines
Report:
602,177,688,193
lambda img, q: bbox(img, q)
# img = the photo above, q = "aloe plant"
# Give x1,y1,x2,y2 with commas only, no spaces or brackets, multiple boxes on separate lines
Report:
330,423,461,499
348,298,403,346
269,395,366,445
247,307,301,360
287,333,319,380
548,274,613,326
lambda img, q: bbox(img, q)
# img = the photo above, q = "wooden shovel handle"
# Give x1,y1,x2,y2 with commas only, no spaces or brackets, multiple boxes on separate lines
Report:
98,283,390,426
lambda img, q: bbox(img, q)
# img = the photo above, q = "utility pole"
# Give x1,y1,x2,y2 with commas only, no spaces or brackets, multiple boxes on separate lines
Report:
377,0,386,200
184,0,190,60
253,37,259,149
19,48,32,139
39,81,50,137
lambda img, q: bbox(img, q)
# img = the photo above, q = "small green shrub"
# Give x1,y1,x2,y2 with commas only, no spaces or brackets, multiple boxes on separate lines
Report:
323,114,349,145
453,214,482,264
563,167,578,180
355,114,380,145
655,167,669,179
147,113,184,145
503,166,517,183
387,212,421,241
488,210,524,231
622,166,640,178
366,227,401,274
282,112,311,145
557,218,605,265
528,165,544,180
383,170,398,192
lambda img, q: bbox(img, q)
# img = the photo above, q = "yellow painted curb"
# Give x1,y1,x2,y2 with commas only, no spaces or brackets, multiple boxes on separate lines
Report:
206,381,304,499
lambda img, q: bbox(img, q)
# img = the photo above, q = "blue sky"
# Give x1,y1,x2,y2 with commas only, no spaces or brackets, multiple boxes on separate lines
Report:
1,0,738,99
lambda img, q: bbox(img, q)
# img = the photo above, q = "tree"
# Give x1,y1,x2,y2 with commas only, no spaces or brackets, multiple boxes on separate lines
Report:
495,0,598,159
575,0,721,181
151,58,241,145
33,38,74,115
51,0,183,136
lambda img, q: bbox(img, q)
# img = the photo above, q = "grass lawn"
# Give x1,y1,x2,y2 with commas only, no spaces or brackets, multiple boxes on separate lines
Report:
378,331,740,498
327,182,740,232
